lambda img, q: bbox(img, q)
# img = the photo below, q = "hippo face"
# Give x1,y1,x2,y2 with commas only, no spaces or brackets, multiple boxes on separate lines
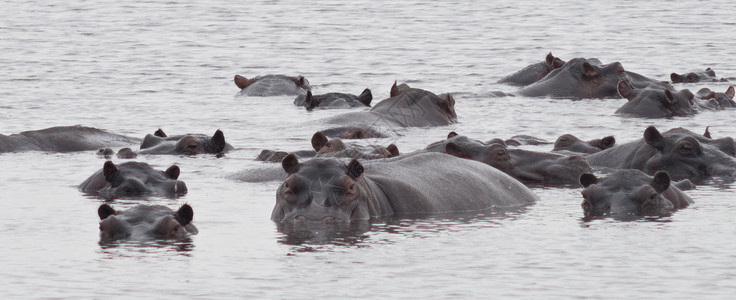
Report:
272,155,370,225
616,81,697,118
670,68,727,83
139,129,231,155
371,82,457,125
696,86,736,109
519,58,629,99
440,134,515,172
580,170,676,217
553,134,615,154
234,74,310,96
642,126,736,182
80,161,187,197
310,131,399,160
98,204,197,240
295,89,373,111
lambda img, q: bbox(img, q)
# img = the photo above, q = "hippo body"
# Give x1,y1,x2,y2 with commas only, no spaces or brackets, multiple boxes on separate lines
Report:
579,170,693,218
98,204,198,241
517,58,629,99
272,152,538,224
294,89,372,110
234,74,310,96
671,68,727,83
138,129,233,155
498,53,565,86
553,134,616,154
615,82,697,118
0,126,139,153
79,161,187,197
624,71,671,89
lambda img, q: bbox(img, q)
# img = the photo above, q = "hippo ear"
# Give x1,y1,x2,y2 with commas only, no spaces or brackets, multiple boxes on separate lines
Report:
445,93,456,106
703,126,712,139
599,136,616,149
579,173,598,188
445,142,468,158
545,52,555,67
282,153,300,175
644,126,665,151
726,86,735,99
98,204,116,220
663,89,677,105
581,62,598,77
211,129,227,152
357,88,373,107
447,131,459,139
390,81,400,97
670,73,683,83
304,90,317,111
234,75,253,89
386,144,400,157
165,165,181,179
311,131,329,151
705,68,716,76
552,57,565,69
295,76,310,89
175,204,194,226
651,171,671,193
346,159,364,179
154,128,167,137
704,91,717,100
617,81,635,100
103,161,118,182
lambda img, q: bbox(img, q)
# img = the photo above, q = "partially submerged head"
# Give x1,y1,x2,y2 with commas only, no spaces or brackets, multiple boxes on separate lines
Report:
579,170,676,218
98,204,197,240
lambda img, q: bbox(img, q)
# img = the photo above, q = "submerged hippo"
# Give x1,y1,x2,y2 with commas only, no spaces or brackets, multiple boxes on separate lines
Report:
615,81,697,118
670,68,728,83
579,170,693,218
272,152,538,225
587,126,736,182
425,132,592,186
517,58,629,99
319,82,457,138
256,131,399,163
696,86,736,109
138,129,234,155
294,89,373,110
79,161,187,197
234,74,311,96
498,52,565,86
98,204,198,240
553,134,616,154
0,125,139,153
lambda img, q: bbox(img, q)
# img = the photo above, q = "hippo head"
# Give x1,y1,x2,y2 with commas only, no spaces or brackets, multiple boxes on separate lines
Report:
544,52,566,72
572,58,629,98
580,170,675,218
382,81,457,124
272,154,371,225
643,126,736,182
311,131,348,155
234,74,310,90
617,81,697,117
101,161,187,196
98,204,196,240
670,68,726,83
311,131,399,159
553,134,615,154
140,129,229,155
441,133,515,172
697,86,736,108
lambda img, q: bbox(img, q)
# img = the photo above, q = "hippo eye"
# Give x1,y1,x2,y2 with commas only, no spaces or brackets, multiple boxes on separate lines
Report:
679,145,695,156
687,74,697,81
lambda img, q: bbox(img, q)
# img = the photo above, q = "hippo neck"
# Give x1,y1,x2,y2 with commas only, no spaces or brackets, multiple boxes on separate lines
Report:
355,176,394,218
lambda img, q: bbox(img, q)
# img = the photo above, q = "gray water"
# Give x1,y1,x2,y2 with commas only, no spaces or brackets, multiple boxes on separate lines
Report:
2,0,736,298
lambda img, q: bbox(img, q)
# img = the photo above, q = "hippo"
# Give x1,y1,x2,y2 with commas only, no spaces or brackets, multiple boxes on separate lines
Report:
318,82,457,138
670,68,728,83
0,125,139,153
425,132,592,186
624,70,672,89
517,58,629,99
234,74,311,96
319,126,390,139
553,134,616,154
615,81,697,118
97,147,138,159
256,149,317,163
586,126,736,183
503,135,551,146
271,152,538,225
256,131,399,163
498,52,565,86
138,129,234,155
79,161,187,197
579,170,693,218
696,86,736,109
294,89,373,111
98,204,198,240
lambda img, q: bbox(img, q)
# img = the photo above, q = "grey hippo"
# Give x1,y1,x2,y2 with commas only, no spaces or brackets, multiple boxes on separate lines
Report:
271,152,538,225
498,52,565,86
670,68,728,83
695,86,736,109
517,57,629,99
79,161,187,197
256,131,399,162
234,74,311,96
615,81,697,118
294,89,373,111
553,134,616,154
98,204,198,241
0,125,139,153
137,129,234,155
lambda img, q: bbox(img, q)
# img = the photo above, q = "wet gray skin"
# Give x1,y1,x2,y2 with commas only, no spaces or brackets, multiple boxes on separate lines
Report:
138,129,233,155
294,89,372,110
234,74,311,96
79,161,187,197
319,82,457,139
624,70,672,89
517,57,630,99
425,132,592,186
670,68,728,83
696,86,736,109
0,125,140,153
98,204,198,241
256,132,399,163
97,147,138,159
272,152,538,225
615,81,697,118
587,126,736,183
503,135,551,146
579,170,693,218
553,134,616,154
498,52,565,86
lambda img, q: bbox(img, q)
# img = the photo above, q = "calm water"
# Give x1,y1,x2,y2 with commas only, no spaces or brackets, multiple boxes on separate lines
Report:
2,0,736,298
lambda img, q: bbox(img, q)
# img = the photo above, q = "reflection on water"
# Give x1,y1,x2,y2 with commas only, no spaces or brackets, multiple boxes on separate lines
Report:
98,238,195,255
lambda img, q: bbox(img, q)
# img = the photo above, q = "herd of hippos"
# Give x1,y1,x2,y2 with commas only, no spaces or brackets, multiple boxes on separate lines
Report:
3,53,736,241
